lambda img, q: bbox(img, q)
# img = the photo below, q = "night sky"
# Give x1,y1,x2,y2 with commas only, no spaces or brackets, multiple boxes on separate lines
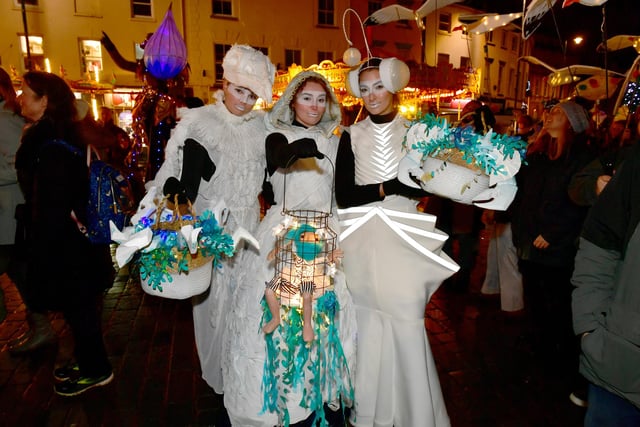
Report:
460,0,638,72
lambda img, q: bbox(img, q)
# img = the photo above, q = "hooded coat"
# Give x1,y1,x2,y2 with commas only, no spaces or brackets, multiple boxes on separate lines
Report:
223,71,356,426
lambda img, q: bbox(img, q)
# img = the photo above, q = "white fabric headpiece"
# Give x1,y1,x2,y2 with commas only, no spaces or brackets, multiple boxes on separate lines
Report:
222,44,276,103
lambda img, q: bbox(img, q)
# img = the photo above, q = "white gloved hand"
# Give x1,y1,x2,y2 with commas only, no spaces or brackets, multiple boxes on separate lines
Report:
397,149,424,189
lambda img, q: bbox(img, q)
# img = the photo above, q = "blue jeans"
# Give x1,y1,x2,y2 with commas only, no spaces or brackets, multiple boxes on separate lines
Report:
585,384,640,427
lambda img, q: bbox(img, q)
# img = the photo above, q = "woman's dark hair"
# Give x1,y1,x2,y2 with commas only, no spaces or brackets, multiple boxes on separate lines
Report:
22,71,77,139
0,67,20,115
518,114,535,129
472,105,496,135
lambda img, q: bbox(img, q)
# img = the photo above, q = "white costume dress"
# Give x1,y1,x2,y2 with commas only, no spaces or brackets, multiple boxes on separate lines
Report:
151,91,267,394
224,71,356,426
480,221,524,312
336,113,455,427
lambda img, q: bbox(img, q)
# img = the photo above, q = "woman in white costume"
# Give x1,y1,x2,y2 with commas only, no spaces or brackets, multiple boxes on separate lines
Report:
335,57,452,427
224,71,356,426
149,45,275,399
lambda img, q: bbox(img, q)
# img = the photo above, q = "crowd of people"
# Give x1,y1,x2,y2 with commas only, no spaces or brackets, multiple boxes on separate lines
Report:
1,41,639,426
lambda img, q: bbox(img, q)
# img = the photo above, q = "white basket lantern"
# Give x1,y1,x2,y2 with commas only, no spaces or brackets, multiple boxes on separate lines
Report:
398,115,526,211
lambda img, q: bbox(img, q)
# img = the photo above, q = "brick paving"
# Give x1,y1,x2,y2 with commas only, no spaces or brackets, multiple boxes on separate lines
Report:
0,231,587,426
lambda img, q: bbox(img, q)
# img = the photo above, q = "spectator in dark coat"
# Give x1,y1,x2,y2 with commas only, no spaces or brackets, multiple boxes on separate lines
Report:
14,71,114,396
572,142,640,426
511,100,596,406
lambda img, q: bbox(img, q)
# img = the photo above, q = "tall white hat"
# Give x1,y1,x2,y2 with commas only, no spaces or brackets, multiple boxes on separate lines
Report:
222,45,276,103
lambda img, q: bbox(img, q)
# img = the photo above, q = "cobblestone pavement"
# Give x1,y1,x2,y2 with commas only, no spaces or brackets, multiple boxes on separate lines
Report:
0,232,587,426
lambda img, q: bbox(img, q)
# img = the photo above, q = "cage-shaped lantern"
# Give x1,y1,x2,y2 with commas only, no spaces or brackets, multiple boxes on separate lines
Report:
143,5,187,80
269,209,338,307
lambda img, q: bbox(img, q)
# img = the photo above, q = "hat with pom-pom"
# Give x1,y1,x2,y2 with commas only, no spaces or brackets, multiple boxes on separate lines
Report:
222,44,275,103
557,100,590,134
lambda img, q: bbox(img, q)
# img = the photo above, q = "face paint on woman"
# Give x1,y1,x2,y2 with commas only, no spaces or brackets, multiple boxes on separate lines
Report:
359,69,394,116
293,81,327,127
223,82,259,116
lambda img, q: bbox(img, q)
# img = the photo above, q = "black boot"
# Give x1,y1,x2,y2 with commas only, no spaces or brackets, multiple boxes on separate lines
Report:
8,312,56,354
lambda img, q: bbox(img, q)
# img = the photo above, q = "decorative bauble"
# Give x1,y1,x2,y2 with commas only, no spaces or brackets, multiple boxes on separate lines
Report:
143,6,187,80
342,47,361,67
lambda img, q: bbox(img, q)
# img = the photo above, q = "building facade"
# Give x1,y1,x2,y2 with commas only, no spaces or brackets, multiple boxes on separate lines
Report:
1,0,537,112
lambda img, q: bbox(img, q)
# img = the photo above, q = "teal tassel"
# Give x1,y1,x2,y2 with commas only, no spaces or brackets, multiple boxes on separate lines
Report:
134,209,234,290
261,291,354,427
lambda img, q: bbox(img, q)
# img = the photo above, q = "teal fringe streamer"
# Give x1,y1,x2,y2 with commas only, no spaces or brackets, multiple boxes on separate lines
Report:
261,291,354,427
136,209,235,289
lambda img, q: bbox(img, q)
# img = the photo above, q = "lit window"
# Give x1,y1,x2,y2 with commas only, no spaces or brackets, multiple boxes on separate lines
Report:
318,0,334,26
213,0,233,16
131,0,152,18
79,40,103,75
19,35,45,71
20,35,43,56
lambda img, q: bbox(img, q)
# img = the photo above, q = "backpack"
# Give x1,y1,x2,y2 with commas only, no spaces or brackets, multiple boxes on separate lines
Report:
51,139,135,244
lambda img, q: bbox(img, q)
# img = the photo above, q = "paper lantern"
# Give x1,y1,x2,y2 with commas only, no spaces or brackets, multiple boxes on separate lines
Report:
342,47,361,67
143,5,187,80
